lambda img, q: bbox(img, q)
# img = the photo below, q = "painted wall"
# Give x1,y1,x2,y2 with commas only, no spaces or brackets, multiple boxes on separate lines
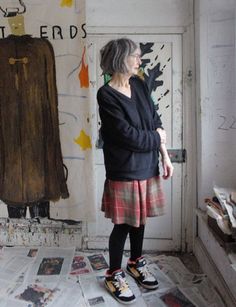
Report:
0,0,96,222
0,0,194,247
86,0,193,28
194,0,236,299
195,0,236,207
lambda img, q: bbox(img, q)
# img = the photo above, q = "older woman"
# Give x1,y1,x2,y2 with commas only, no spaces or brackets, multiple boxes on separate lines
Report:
97,38,173,304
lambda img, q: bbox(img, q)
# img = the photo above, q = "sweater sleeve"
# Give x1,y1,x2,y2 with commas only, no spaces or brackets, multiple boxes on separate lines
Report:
97,89,161,153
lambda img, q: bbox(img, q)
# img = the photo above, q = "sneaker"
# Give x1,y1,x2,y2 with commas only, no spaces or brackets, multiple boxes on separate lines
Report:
104,269,136,305
126,257,158,290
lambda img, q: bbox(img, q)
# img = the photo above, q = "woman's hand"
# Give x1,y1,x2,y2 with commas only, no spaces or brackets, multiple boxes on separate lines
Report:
159,142,174,180
161,153,174,180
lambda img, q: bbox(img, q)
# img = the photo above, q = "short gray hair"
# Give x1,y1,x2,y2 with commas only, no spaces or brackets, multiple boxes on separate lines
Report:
100,38,138,75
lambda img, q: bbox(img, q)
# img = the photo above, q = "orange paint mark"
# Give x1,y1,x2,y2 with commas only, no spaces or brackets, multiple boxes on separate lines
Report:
60,0,73,7
78,47,89,88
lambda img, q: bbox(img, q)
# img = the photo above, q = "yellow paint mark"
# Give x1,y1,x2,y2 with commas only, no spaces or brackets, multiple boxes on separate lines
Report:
60,0,73,7
78,47,89,88
74,130,92,150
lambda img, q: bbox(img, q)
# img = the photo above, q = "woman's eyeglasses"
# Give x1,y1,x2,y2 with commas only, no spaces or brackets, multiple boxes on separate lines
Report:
130,53,142,60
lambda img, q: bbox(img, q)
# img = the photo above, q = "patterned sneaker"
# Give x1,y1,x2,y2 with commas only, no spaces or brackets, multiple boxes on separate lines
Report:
126,257,159,290
104,269,136,304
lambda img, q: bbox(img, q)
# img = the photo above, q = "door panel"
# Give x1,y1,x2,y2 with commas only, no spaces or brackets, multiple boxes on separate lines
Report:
87,34,183,251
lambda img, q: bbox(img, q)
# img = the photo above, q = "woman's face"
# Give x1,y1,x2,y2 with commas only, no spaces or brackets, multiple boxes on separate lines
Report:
125,48,142,75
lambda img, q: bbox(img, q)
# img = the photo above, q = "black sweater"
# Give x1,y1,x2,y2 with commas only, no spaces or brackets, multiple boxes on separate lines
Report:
97,76,163,180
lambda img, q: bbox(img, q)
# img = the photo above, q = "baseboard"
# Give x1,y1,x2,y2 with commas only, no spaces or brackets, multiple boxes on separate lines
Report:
0,218,82,247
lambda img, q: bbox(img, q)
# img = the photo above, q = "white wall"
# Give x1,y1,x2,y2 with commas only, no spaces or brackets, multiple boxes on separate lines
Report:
86,0,193,28
1,0,196,249
194,2,236,302
195,0,236,207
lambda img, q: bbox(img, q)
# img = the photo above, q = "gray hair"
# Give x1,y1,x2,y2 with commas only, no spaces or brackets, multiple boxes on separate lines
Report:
100,38,138,75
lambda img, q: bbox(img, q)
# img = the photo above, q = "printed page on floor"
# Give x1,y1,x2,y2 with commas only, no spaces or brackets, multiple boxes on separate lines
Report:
0,247,228,307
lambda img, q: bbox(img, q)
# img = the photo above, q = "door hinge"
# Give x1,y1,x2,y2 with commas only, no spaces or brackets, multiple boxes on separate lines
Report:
167,149,186,163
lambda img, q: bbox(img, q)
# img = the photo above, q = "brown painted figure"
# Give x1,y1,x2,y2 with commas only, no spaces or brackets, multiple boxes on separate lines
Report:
0,4,69,218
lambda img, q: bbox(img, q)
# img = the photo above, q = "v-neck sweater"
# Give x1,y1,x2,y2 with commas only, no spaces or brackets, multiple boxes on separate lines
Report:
97,76,163,180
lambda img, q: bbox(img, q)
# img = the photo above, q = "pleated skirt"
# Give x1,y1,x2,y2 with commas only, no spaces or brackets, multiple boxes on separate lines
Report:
101,176,165,227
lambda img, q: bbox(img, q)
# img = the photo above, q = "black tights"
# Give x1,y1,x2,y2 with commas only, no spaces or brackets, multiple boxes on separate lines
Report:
109,223,145,273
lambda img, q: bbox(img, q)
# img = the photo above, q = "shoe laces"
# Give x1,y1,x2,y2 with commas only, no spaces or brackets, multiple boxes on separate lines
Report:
138,263,152,279
114,275,129,293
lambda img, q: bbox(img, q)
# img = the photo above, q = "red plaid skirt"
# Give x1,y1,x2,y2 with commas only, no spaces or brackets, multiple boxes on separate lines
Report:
101,176,165,227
